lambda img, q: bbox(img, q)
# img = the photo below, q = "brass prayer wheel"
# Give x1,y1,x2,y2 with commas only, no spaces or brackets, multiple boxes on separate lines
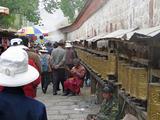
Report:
118,61,125,85
101,58,108,79
108,54,116,75
126,66,132,94
129,67,138,97
121,63,129,90
148,83,160,120
135,67,148,100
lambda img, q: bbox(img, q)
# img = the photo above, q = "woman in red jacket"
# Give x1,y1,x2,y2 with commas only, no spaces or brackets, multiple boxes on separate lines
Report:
23,58,41,98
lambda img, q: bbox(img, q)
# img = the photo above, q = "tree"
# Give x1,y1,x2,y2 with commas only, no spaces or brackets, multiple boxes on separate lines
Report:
0,0,40,29
43,0,85,22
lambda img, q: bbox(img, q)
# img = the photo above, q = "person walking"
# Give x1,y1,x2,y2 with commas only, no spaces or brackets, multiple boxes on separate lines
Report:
51,39,66,95
39,49,52,94
0,47,47,120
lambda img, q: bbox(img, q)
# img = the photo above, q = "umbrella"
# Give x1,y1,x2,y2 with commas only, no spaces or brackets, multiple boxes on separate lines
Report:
17,27,43,36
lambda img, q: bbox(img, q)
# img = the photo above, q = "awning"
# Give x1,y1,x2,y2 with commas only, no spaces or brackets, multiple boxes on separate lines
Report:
86,33,106,42
0,6,9,15
127,26,160,40
101,28,137,39
74,39,81,42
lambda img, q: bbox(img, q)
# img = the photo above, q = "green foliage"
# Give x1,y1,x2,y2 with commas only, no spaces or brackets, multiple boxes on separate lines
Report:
43,0,86,22
0,0,40,29
0,14,15,28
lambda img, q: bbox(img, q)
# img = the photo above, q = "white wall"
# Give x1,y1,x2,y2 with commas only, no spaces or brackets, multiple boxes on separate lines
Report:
67,0,160,41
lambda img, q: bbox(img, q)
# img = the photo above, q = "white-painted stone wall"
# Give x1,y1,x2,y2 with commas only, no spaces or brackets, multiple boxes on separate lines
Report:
67,0,160,41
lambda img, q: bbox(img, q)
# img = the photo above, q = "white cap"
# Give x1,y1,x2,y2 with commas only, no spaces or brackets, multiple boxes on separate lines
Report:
10,38,22,45
65,43,72,48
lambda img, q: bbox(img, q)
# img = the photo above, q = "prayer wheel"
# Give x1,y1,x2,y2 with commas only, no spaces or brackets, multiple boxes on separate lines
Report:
108,54,116,75
123,65,129,92
100,57,108,79
126,66,132,94
118,61,125,84
96,56,102,75
121,63,129,89
147,83,160,120
92,56,99,73
135,67,148,100
129,67,138,97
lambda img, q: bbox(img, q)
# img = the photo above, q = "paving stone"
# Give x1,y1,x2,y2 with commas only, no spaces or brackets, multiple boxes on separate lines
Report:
69,114,87,119
48,114,69,120
36,85,99,120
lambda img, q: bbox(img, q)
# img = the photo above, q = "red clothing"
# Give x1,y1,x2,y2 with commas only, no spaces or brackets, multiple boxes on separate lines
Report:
23,59,41,98
64,77,83,94
0,86,4,92
64,65,86,94
0,59,41,98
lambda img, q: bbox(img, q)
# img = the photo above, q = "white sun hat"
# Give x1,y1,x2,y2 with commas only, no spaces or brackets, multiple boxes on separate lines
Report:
10,38,22,45
0,47,39,87
65,42,72,48
11,45,29,50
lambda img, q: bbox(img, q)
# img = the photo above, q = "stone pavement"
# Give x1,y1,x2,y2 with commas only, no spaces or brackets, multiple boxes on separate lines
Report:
36,85,100,120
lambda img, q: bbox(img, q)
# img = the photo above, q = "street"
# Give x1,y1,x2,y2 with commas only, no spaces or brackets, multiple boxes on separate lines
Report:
36,85,99,120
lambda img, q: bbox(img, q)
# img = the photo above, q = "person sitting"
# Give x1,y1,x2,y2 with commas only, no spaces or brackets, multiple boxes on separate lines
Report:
63,58,86,96
87,85,119,120
0,47,47,120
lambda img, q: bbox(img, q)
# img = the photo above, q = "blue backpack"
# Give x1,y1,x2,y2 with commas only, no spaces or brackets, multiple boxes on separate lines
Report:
41,55,48,72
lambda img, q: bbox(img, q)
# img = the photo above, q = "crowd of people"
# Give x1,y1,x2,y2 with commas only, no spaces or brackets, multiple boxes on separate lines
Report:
0,37,136,120
0,37,87,120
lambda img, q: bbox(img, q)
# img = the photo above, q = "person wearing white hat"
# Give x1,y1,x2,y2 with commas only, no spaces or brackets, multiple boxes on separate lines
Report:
65,42,73,48
51,39,66,95
39,49,52,94
0,47,47,120
9,44,41,98
65,42,77,69
64,42,78,83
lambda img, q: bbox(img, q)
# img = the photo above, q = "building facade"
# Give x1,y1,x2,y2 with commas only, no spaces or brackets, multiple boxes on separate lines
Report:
60,0,160,41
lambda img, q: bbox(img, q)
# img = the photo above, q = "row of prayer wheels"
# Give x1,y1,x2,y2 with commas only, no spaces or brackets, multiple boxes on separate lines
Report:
76,48,160,120
118,61,148,100
76,49,116,79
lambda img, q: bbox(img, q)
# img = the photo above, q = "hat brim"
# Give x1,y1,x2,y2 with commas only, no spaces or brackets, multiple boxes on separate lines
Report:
65,45,72,48
0,65,39,87
13,45,29,50
39,50,48,53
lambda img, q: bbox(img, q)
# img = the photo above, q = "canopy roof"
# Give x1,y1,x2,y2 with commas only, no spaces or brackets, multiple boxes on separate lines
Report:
101,28,137,39
86,33,106,42
86,28,137,42
127,26,160,40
